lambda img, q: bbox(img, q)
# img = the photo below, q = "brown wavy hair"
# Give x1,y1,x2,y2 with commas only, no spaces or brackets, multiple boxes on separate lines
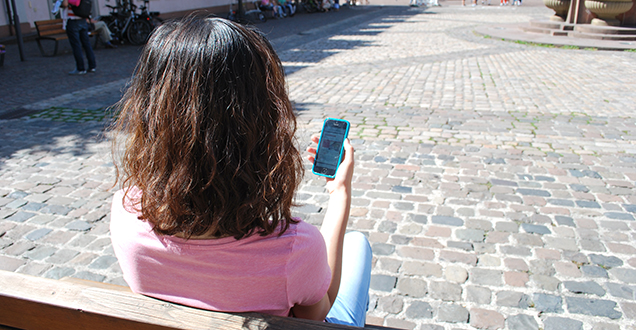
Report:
112,17,302,239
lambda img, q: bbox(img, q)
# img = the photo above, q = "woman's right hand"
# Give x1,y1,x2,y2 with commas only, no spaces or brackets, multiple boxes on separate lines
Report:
306,135,354,195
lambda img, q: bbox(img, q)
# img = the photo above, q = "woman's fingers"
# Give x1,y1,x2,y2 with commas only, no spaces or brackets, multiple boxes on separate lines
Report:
307,134,320,163
341,139,353,163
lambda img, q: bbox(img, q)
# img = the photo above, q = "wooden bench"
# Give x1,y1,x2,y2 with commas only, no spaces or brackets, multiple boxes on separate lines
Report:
0,270,395,330
34,19,98,57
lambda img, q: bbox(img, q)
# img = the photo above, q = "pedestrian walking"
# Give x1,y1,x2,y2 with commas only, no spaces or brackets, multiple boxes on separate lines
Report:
62,0,96,75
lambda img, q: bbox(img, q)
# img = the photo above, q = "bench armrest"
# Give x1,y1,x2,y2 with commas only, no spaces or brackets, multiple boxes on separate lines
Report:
0,270,389,330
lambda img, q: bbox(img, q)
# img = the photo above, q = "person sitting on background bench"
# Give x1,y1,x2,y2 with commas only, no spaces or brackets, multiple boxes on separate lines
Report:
91,19,117,48
110,17,372,327
260,0,284,18
278,0,296,17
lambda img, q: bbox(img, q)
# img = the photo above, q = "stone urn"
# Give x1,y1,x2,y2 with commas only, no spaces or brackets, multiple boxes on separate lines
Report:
544,0,572,21
585,0,634,25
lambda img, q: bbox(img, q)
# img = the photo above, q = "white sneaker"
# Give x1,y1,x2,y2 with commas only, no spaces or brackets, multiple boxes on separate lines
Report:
69,69,86,75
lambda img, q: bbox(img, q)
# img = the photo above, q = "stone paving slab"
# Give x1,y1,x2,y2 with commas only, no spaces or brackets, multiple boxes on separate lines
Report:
2,2,636,330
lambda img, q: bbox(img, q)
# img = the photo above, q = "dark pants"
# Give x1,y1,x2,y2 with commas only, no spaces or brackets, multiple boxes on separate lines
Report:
66,19,96,71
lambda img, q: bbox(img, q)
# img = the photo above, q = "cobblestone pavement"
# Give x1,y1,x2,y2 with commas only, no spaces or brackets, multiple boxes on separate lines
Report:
2,1,636,330
0,5,388,118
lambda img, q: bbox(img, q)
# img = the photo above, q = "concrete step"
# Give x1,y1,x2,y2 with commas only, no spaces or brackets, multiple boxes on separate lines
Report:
528,18,563,30
521,25,553,34
568,31,636,41
574,24,636,36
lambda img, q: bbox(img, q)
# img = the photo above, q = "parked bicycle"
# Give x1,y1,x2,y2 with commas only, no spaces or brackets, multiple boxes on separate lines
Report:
227,0,267,24
138,0,164,28
301,0,320,13
100,0,154,45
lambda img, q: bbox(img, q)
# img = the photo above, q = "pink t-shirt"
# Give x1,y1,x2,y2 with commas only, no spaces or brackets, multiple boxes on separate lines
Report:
110,189,331,317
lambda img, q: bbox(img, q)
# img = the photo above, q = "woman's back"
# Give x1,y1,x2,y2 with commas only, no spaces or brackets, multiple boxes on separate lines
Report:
111,190,330,316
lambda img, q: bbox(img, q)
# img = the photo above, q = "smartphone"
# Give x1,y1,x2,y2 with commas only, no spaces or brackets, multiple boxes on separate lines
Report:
312,118,350,178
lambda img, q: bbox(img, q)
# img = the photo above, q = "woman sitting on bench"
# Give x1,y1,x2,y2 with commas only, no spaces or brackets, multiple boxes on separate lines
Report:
110,17,372,327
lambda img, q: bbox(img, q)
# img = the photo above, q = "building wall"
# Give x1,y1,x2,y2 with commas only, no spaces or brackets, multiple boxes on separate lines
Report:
0,0,230,38
1,0,33,38
94,0,231,17
0,1,7,27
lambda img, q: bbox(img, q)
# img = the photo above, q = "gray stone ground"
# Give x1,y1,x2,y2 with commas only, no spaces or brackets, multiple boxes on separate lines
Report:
2,1,636,329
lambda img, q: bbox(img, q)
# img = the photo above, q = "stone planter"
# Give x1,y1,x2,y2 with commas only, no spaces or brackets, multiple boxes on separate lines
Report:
544,0,572,21
585,0,634,26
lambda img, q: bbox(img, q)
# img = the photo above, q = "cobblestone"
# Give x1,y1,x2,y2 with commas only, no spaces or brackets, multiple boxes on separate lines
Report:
506,314,539,330
543,317,583,330
563,281,606,296
532,293,563,313
469,308,504,330
566,297,623,319
404,301,433,319
609,268,636,284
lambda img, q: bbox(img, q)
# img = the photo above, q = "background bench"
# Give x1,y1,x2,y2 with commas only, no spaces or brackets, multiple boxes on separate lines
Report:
0,270,394,330
34,19,98,57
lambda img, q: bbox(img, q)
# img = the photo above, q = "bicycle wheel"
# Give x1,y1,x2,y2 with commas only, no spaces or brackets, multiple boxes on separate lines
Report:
127,20,153,45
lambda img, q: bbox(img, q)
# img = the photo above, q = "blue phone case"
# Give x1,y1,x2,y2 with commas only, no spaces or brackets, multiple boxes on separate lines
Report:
312,118,350,178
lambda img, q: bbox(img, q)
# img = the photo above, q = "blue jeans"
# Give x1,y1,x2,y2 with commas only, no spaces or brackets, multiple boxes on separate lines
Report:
325,231,372,327
66,19,96,71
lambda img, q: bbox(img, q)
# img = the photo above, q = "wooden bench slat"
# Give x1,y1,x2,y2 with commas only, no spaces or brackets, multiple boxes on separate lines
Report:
36,23,64,30
37,32,67,38
37,26,66,33
0,270,391,330
34,18,64,25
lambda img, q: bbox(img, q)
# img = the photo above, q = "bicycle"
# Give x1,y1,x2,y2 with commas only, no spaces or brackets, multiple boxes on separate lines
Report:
138,0,164,28
301,0,320,13
227,0,267,24
101,0,154,45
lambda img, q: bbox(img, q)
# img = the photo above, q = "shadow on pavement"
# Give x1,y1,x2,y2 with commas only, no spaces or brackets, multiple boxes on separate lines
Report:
0,4,420,168
0,120,110,169
278,8,420,74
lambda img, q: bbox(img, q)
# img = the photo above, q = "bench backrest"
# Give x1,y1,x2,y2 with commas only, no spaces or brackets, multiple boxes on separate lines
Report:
34,19,66,37
0,270,386,330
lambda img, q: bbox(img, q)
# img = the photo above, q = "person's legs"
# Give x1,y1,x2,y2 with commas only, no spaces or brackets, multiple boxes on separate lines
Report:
66,20,85,72
78,20,97,70
94,21,112,43
325,231,372,327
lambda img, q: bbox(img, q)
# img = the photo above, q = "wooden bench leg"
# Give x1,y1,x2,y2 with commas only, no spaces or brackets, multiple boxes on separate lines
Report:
36,39,46,57
36,39,59,57
53,40,59,57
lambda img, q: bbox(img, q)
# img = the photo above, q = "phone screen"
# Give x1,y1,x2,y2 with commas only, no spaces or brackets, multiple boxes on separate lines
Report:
313,118,350,178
